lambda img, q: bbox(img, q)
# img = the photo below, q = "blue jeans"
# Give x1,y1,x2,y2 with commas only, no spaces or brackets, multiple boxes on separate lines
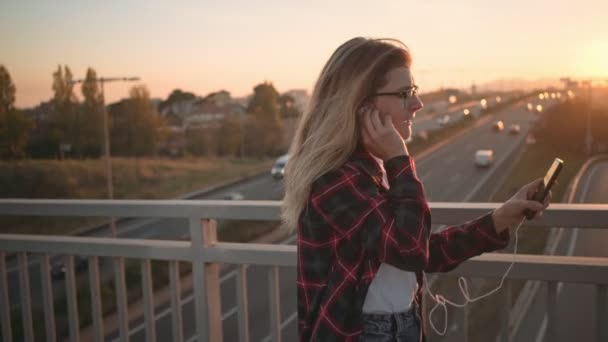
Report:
361,305,420,342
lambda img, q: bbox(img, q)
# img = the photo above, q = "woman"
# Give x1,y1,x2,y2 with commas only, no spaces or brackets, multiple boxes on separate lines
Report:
282,37,549,341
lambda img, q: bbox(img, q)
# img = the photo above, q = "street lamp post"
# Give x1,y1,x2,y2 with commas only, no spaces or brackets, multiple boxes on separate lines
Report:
239,111,245,157
69,76,140,236
69,76,140,342
582,80,593,156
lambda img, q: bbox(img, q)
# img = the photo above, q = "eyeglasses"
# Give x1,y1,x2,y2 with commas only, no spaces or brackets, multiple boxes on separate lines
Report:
370,85,419,107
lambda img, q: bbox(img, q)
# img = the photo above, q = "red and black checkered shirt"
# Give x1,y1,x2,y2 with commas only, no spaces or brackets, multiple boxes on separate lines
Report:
297,151,510,341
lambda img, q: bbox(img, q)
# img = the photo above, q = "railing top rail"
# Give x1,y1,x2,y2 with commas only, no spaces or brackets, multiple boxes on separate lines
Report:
1,233,607,284
0,234,192,261
0,199,607,227
201,243,608,284
457,252,608,284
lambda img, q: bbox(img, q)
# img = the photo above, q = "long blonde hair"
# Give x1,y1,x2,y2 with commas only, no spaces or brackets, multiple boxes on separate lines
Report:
282,37,412,232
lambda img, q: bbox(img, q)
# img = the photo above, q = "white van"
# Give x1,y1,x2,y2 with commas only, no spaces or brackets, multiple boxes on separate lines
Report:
271,154,289,179
474,150,494,167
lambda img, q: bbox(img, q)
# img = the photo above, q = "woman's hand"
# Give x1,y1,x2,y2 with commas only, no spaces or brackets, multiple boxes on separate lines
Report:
359,106,408,161
492,178,552,233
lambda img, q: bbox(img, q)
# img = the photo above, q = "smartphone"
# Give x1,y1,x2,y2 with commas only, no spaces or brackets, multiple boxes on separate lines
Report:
524,158,563,220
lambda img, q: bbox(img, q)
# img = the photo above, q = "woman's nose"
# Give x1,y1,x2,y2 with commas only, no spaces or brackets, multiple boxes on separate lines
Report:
409,95,423,112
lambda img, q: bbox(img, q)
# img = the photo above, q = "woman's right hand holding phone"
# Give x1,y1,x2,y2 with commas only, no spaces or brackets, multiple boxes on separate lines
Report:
492,178,551,233
359,106,408,161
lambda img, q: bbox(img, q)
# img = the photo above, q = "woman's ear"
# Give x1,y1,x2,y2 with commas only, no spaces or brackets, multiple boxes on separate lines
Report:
358,101,375,115
357,104,367,115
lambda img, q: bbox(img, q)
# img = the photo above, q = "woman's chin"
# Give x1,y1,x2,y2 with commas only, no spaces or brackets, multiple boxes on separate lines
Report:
399,128,412,142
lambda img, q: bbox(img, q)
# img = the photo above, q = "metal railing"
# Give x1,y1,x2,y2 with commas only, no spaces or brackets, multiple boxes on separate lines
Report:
1,199,607,342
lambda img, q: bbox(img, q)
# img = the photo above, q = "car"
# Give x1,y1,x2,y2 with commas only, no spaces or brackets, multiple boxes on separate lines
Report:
474,150,494,168
222,192,244,200
50,255,88,279
492,120,504,132
436,115,450,126
416,130,429,141
271,154,289,180
509,124,521,135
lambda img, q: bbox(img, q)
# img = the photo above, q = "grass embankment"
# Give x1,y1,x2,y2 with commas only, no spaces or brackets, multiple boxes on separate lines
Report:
0,157,274,235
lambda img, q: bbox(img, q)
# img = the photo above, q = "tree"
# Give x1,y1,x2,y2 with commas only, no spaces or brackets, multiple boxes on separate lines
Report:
216,117,240,156
52,65,78,106
0,66,33,158
81,68,103,105
0,110,34,158
185,127,216,157
247,82,281,122
0,65,16,114
111,85,167,156
279,93,301,118
246,81,284,156
159,89,196,114
50,65,80,158
78,67,104,156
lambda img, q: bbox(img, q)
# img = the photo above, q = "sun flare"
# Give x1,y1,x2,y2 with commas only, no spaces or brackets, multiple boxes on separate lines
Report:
575,41,608,77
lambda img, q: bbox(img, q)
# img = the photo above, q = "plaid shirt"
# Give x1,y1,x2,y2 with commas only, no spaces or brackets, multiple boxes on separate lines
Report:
297,151,510,341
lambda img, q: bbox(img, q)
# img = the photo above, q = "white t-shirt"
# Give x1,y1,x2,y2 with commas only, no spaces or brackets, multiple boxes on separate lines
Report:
362,157,418,313
362,263,417,313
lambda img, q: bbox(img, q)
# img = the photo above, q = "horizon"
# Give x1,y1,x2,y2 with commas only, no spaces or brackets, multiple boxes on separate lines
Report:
2,0,607,108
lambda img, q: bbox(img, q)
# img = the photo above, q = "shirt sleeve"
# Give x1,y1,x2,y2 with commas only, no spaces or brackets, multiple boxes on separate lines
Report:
425,212,510,273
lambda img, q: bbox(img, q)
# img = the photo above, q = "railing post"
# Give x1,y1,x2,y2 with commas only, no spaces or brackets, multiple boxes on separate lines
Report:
88,256,104,342
169,261,184,342
190,217,223,342
236,265,250,342
0,252,12,342
202,219,223,342
454,301,467,342
546,281,557,342
17,253,34,342
500,280,512,342
141,260,156,342
113,256,129,342
268,266,281,342
190,217,209,342
65,256,81,342
40,255,57,342
598,284,607,342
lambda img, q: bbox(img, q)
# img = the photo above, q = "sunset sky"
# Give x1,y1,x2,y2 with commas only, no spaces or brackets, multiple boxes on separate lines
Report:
2,0,607,108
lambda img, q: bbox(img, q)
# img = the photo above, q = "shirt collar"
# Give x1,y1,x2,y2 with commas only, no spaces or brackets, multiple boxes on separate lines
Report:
351,146,384,180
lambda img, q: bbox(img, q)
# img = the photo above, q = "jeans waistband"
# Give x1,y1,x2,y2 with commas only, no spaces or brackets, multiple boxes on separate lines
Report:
361,302,417,322
361,303,420,340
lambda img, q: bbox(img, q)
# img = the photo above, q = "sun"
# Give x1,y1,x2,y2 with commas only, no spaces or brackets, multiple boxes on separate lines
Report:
575,41,608,77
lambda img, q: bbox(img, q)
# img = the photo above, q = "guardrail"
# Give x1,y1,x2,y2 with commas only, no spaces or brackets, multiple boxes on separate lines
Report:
1,200,607,342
